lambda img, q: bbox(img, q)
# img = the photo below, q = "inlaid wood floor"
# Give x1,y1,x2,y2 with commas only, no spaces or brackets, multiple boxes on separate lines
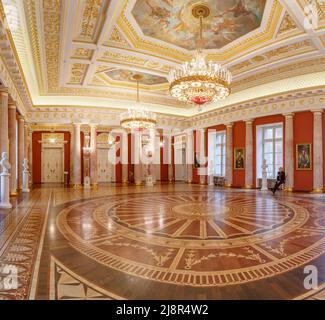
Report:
1,184,325,300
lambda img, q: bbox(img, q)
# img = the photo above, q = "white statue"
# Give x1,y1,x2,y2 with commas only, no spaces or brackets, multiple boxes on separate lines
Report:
0,152,11,174
209,160,215,185
22,158,30,193
0,152,12,209
84,133,90,148
23,159,29,172
261,159,268,191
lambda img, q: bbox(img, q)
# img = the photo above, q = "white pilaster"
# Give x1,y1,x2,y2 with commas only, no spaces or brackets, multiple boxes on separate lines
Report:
312,110,323,192
225,123,233,187
17,116,25,190
186,130,193,183
245,120,254,188
72,123,82,187
90,124,98,187
8,104,17,195
284,113,294,191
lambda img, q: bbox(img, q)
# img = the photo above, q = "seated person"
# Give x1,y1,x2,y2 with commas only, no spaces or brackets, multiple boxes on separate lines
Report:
272,167,286,194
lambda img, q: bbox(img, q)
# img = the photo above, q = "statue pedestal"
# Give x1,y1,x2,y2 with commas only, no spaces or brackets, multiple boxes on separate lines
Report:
209,175,214,186
0,172,12,209
84,176,91,189
145,175,154,187
23,170,30,193
261,174,268,191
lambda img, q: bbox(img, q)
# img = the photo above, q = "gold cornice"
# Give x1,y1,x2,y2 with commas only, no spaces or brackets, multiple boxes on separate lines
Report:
43,0,61,91
0,0,33,110
24,0,45,93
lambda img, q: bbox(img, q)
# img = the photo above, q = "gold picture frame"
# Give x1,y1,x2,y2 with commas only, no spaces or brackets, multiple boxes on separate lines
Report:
234,148,245,170
296,143,312,170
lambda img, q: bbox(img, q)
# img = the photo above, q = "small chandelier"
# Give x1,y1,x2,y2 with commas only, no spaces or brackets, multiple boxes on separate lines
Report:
120,74,157,130
168,4,232,106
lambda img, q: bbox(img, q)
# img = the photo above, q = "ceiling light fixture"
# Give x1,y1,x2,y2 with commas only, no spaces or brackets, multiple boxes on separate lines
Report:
120,74,157,130
168,4,232,107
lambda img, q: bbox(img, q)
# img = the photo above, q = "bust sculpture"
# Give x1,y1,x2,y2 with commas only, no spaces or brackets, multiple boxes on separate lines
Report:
23,159,29,172
0,152,11,174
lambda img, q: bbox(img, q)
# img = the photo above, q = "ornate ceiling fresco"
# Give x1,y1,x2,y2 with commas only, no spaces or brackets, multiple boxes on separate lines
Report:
132,0,266,50
0,0,325,117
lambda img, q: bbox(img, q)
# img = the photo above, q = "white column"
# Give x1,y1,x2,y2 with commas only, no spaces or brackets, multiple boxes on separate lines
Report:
186,130,193,183
168,135,173,183
133,131,142,185
0,91,9,155
284,113,294,191
27,126,33,185
72,123,81,187
245,119,254,188
17,116,25,190
121,131,128,184
225,123,233,187
312,110,323,192
8,104,17,195
199,129,207,185
90,124,98,187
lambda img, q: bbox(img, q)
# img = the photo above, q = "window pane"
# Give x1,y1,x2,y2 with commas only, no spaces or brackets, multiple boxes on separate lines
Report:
275,141,282,153
275,152,283,165
216,134,222,144
215,155,222,165
215,165,222,175
265,153,273,165
264,141,273,153
275,127,283,138
264,128,273,139
216,146,222,156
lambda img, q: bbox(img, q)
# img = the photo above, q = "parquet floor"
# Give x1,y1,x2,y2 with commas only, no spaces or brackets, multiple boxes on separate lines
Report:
1,183,325,300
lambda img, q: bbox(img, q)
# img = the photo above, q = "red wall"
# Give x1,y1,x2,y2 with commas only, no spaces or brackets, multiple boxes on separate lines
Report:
32,131,71,184
233,121,246,187
294,111,313,191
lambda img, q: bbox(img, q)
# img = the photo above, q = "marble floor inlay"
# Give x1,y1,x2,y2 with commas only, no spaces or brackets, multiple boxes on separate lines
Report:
1,184,325,300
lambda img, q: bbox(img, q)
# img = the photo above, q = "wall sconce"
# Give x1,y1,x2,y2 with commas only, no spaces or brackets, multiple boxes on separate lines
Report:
159,140,165,148
49,138,56,144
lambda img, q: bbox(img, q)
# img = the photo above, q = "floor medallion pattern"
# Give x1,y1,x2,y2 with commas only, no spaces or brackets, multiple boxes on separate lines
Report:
56,191,325,288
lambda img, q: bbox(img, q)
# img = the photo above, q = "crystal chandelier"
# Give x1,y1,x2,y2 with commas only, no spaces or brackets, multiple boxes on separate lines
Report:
120,75,157,130
168,4,232,106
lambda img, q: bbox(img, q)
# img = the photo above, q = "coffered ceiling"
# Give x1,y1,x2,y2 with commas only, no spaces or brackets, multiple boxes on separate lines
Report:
2,0,325,117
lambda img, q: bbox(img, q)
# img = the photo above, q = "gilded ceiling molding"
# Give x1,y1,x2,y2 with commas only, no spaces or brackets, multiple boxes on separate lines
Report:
191,88,325,128
24,0,45,93
43,0,61,92
0,1,32,114
277,12,299,36
232,57,325,93
117,0,283,63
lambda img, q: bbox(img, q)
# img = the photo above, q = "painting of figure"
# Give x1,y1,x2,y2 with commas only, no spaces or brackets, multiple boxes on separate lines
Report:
296,144,312,170
234,148,245,170
106,69,167,85
132,0,267,50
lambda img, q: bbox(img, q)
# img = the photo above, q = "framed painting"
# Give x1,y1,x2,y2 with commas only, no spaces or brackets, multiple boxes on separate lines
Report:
296,144,312,170
234,148,245,170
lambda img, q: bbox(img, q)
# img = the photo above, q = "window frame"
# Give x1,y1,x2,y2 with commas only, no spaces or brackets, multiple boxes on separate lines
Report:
261,125,283,178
